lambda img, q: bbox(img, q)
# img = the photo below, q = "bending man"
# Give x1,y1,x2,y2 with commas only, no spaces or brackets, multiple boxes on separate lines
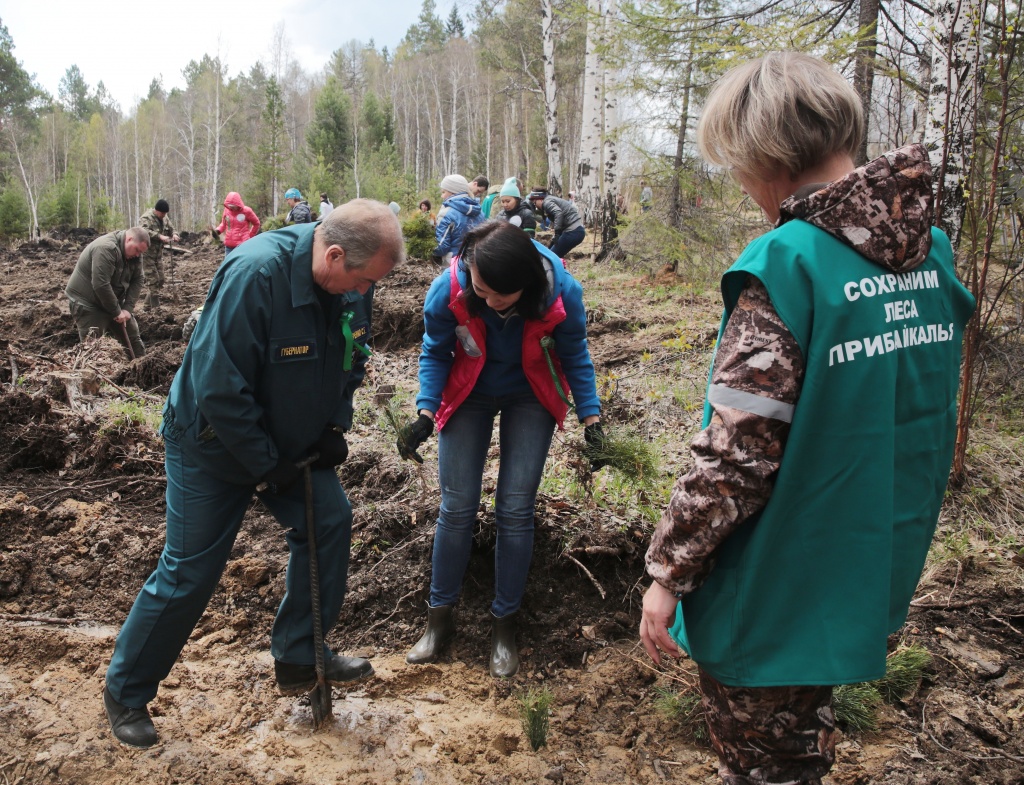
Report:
103,200,405,748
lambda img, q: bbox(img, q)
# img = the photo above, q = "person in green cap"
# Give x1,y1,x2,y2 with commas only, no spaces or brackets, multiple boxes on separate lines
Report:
639,52,975,785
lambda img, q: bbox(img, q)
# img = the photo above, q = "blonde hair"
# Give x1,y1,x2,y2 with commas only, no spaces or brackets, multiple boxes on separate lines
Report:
696,52,864,179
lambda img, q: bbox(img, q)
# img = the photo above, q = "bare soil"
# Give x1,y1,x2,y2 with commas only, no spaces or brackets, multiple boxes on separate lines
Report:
0,230,1021,784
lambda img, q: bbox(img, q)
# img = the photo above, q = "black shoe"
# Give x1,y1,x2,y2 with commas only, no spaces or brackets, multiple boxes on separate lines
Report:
275,655,374,696
103,686,158,748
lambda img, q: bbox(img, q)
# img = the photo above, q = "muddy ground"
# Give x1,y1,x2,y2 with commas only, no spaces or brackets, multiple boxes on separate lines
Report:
0,229,1021,784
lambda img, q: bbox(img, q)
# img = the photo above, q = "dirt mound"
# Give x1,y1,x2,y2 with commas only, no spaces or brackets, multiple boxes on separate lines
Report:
0,231,1021,785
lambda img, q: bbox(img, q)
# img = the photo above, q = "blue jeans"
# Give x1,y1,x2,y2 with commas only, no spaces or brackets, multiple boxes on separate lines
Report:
430,391,555,617
105,435,353,708
551,225,586,258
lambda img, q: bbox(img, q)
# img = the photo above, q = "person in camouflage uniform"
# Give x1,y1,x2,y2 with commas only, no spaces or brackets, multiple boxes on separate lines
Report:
139,199,180,308
639,53,974,785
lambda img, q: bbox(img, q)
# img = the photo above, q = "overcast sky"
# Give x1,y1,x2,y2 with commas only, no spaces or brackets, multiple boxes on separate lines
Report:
4,0,430,111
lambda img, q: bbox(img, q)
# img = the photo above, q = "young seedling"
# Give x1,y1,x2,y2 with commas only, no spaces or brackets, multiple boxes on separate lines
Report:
519,687,553,751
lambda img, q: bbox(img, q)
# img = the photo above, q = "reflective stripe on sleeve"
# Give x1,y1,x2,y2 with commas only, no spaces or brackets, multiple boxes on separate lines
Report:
707,383,795,423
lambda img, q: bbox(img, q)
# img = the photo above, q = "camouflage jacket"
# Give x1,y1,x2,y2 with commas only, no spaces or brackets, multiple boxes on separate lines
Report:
139,208,175,259
646,143,937,596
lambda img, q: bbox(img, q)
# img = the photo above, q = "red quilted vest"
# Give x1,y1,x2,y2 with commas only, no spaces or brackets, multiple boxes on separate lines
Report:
435,259,571,431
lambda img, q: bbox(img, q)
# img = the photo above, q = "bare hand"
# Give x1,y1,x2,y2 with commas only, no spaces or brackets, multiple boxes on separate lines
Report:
114,309,132,324
639,581,682,664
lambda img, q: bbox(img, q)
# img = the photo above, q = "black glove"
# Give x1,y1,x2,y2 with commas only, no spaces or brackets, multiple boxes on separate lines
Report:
397,414,434,463
430,254,444,266
313,425,348,469
584,422,610,472
263,458,301,494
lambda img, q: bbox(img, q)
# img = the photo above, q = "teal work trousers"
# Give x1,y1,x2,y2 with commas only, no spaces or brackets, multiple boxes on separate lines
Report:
105,434,353,708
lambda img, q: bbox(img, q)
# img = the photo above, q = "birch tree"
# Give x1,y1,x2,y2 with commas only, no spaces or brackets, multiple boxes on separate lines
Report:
541,0,564,194
577,0,605,221
924,0,983,250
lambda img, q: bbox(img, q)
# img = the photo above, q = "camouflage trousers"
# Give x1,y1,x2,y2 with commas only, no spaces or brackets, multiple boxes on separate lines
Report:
699,668,835,785
144,252,165,291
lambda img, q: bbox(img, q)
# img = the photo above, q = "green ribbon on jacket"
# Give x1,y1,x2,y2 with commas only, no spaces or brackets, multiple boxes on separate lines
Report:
340,309,372,371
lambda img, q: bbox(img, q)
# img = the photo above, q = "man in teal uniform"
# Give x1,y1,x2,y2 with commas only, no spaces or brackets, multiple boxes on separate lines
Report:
640,54,975,785
103,199,405,748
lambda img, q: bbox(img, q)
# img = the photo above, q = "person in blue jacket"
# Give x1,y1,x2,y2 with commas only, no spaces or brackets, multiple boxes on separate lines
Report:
397,221,607,677
102,199,405,749
432,174,484,262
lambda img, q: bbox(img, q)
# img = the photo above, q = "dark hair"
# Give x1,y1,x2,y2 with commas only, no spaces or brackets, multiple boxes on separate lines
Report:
419,199,432,211
473,175,489,189
457,221,549,321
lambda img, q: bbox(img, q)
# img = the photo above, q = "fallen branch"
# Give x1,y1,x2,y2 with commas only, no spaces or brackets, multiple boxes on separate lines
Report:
0,613,81,626
567,545,630,558
363,587,420,635
95,371,163,402
564,553,606,599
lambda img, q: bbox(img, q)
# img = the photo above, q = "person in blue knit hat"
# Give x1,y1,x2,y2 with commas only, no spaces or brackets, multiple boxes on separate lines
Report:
495,178,536,236
284,188,312,224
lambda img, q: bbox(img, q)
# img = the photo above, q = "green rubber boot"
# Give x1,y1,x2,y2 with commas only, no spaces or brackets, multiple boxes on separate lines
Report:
406,605,456,664
489,611,519,678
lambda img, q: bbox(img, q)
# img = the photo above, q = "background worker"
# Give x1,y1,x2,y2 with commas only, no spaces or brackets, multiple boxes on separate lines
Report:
212,192,261,259
432,174,484,263
285,188,313,224
639,180,653,213
527,190,585,258
102,199,405,749
639,52,975,785
319,192,334,219
138,198,180,308
495,178,536,235
64,227,149,359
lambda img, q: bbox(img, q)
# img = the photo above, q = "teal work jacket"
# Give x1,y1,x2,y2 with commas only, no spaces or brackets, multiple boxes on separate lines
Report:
162,223,372,484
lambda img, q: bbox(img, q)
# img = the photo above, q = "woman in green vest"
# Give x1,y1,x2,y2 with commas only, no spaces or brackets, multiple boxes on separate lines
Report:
639,52,974,785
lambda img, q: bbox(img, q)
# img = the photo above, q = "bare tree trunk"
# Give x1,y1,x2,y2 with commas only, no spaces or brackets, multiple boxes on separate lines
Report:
212,62,223,223
134,117,141,220
853,0,881,165
949,0,1013,481
925,0,982,250
577,0,604,221
485,83,492,178
541,0,563,194
7,121,41,239
669,0,700,230
599,0,620,255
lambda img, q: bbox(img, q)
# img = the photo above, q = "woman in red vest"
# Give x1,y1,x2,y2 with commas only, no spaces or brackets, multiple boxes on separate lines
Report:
397,221,604,677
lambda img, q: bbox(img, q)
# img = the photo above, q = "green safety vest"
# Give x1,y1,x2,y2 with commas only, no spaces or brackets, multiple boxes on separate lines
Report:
670,220,975,686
